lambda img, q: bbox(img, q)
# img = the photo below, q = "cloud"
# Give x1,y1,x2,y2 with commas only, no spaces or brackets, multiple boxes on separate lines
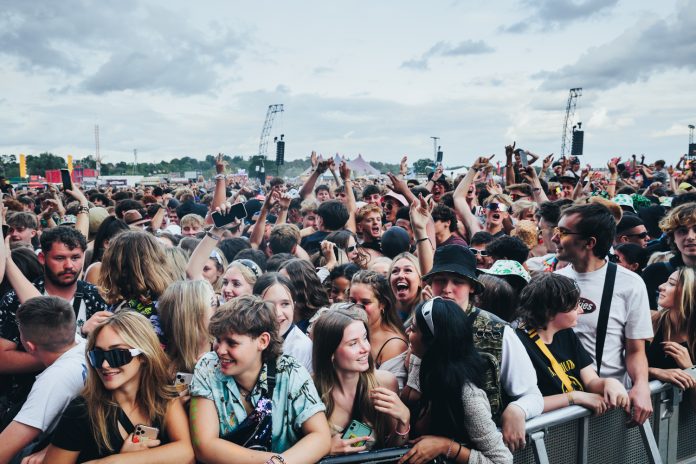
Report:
501,0,619,32
401,40,494,70
0,1,245,95
651,123,692,138
537,2,696,90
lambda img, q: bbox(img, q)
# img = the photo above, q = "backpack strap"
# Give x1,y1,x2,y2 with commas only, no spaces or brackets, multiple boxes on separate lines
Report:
595,262,617,377
265,361,277,400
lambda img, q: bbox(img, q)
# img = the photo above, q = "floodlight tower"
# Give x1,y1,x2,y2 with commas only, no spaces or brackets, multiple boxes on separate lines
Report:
561,88,582,157
689,124,695,159
258,104,284,159
94,125,102,173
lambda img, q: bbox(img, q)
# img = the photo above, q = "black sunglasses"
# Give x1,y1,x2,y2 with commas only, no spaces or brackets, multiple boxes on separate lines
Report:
88,348,143,368
469,248,489,257
345,245,357,253
623,232,649,239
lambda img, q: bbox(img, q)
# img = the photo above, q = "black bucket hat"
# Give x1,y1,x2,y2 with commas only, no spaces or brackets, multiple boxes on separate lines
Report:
422,244,483,294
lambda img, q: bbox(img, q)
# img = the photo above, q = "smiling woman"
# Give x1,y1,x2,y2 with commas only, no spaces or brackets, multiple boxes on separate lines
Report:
43,310,194,463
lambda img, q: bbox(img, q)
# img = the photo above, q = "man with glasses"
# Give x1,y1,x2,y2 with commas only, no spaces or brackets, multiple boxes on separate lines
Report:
554,203,653,426
614,215,650,248
469,231,495,269
482,194,513,238
0,297,86,462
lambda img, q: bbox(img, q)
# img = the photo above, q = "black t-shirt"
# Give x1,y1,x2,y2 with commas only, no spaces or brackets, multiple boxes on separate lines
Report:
300,230,329,255
51,397,122,462
642,254,682,310
51,397,165,463
516,328,593,396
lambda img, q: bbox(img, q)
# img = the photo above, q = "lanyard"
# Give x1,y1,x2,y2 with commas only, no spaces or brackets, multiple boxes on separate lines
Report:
527,329,574,393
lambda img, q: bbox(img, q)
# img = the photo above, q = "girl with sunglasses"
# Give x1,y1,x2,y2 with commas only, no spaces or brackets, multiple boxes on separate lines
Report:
45,311,193,463
312,306,410,454
400,298,511,464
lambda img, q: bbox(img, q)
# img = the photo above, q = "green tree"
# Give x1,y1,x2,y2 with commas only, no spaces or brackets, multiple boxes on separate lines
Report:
413,158,435,175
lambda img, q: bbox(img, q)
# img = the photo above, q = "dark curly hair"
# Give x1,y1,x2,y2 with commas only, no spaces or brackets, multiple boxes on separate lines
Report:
516,273,580,330
40,226,87,253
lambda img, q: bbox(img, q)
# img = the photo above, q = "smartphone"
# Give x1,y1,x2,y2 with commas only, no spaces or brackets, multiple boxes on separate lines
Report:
1,224,9,236
134,424,159,441
212,203,248,227
60,169,73,191
341,420,372,447
517,149,529,167
174,372,194,396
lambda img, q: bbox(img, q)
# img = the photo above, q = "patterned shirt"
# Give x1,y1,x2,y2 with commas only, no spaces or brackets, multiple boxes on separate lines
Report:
190,352,326,452
0,278,108,344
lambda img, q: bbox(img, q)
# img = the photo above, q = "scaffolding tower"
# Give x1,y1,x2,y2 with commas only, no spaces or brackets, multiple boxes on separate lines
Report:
561,88,582,157
258,104,284,159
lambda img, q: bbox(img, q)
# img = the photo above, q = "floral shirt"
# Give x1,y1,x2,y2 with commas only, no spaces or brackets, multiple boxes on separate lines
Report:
111,299,165,346
190,352,326,452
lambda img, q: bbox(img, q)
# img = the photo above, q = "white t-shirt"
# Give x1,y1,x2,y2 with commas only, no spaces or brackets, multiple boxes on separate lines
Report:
556,261,653,382
14,340,87,433
284,325,313,374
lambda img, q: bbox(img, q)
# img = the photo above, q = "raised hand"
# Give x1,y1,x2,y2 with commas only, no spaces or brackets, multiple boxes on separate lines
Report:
400,155,408,176
472,155,494,170
215,153,226,174
339,161,351,181
542,153,555,169
505,142,516,158
431,164,444,182
386,172,410,197
311,151,318,169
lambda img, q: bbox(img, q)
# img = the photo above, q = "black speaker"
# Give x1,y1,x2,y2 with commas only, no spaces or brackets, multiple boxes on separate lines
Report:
571,130,584,156
688,143,696,159
276,140,285,166
436,150,443,163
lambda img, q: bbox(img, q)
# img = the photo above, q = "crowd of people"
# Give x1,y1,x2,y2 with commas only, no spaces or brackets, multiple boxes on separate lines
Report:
0,147,695,464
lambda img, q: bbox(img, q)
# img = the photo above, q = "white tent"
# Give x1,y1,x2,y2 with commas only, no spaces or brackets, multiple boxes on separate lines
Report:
349,154,380,177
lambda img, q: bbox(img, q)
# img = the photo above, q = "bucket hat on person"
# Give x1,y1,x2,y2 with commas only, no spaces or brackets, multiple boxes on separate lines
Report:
613,194,635,213
478,259,530,290
123,209,151,228
422,244,484,294
383,191,408,207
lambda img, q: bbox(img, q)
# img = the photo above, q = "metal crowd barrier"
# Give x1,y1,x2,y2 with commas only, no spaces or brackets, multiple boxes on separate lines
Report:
319,368,696,464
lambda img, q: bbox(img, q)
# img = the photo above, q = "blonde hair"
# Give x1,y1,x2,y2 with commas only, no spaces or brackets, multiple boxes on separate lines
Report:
99,231,178,305
159,280,216,373
84,311,177,452
511,200,538,220
657,267,696,359
483,193,513,208
226,261,258,286
165,247,188,280
180,213,206,229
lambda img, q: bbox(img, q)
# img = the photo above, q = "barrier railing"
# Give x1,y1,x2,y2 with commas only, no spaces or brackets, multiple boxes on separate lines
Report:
319,368,696,464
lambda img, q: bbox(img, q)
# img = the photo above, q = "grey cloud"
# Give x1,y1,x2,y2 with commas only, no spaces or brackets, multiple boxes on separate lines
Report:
538,2,696,91
401,40,494,70
0,1,245,95
501,0,619,33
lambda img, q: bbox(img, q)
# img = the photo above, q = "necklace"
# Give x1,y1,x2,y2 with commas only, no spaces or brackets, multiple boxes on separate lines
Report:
236,383,253,401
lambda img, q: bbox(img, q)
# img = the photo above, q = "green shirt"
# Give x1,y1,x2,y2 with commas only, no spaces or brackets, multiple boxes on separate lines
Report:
190,352,326,452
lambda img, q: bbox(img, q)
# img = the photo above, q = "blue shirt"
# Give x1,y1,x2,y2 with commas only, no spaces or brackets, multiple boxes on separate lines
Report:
190,352,326,452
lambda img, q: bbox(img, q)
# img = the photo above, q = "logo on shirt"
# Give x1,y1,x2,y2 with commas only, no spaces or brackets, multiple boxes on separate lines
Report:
578,297,597,314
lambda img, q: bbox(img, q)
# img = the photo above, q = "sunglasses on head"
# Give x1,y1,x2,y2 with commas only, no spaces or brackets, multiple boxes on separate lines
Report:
486,203,509,212
88,348,143,369
468,248,489,257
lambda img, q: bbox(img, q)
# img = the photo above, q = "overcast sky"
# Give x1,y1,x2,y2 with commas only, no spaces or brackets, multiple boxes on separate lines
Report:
1,0,695,168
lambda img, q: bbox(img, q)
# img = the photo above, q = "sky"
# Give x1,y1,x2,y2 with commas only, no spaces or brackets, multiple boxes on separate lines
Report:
1,0,695,168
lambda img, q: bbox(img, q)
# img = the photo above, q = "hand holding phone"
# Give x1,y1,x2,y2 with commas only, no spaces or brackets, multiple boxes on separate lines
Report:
341,420,372,448
60,169,73,191
134,424,159,441
212,202,247,228
174,372,194,396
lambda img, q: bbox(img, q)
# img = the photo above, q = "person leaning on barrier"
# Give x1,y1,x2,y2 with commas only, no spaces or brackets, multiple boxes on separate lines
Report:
647,267,696,400
406,196,544,453
399,298,512,464
554,203,654,426
312,305,410,455
515,273,630,415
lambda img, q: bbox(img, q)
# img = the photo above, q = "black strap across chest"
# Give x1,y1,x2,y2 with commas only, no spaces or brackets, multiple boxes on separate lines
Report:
595,262,617,376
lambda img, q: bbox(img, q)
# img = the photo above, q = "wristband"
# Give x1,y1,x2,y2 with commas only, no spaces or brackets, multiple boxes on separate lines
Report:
445,440,455,460
265,455,286,464
394,423,410,436
566,392,575,406
532,187,541,191
206,230,222,241
214,174,225,180
416,237,429,243
78,205,90,214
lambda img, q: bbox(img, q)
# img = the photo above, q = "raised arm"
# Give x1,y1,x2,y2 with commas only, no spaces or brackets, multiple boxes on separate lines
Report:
504,142,516,187
410,194,435,276
249,189,277,250
298,152,329,200
538,154,554,180
386,173,417,205
520,166,550,204
212,154,228,212
186,203,236,280
453,157,491,241
65,187,90,239
607,159,619,199
339,161,357,233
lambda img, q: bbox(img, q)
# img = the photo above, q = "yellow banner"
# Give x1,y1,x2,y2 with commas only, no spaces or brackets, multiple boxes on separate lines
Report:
19,154,26,178
67,155,73,172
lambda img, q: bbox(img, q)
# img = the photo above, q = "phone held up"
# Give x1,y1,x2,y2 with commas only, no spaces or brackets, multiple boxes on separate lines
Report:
212,203,248,228
60,169,73,192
